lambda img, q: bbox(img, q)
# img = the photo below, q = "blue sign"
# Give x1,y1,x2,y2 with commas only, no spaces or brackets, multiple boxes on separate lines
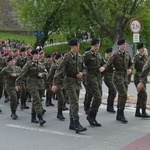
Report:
34,30,44,38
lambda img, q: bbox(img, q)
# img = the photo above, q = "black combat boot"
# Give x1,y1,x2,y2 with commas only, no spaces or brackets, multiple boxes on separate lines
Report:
42,109,46,115
31,113,39,123
116,109,128,123
62,102,68,111
4,96,9,103
135,107,142,117
84,104,90,115
57,108,65,120
74,119,87,133
86,112,96,126
142,108,150,118
69,118,75,130
93,113,101,127
37,115,46,126
45,91,50,106
11,110,18,120
24,103,29,109
107,101,116,113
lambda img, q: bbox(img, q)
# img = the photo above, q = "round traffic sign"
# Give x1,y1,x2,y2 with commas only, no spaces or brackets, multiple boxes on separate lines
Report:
130,18,142,33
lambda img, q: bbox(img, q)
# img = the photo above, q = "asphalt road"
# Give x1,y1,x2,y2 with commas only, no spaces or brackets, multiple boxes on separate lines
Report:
0,82,150,150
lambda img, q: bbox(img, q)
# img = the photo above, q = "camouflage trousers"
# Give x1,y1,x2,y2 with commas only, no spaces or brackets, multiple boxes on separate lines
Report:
87,83,102,114
56,88,65,109
6,89,19,111
67,89,80,120
113,80,128,110
104,75,117,106
29,88,43,115
20,81,27,106
83,83,93,108
134,75,147,109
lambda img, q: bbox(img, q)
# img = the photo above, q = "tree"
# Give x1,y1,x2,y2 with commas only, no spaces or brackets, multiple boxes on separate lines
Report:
83,0,150,43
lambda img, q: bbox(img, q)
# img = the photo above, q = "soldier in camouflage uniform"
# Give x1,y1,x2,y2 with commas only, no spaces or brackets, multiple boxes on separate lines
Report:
82,47,93,115
47,53,65,120
16,47,30,109
133,43,150,118
0,56,21,119
83,38,103,127
44,54,54,106
103,48,116,113
52,39,87,133
0,55,7,112
100,39,132,123
16,50,47,126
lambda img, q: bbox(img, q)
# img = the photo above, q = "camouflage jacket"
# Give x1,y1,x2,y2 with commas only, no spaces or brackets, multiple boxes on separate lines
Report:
0,56,7,72
0,65,21,89
139,58,150,84
53,51,83,90
0,56,7,83
16,60,47,90
103,57,114,75
83,49,104,85
103,50,133,82
16,56,30,69
44,61,53,73
47,62,59,84
133,54,148,76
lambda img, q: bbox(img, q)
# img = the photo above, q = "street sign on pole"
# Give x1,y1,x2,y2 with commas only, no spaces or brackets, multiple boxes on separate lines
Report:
130,18,142,33
34,30,44,39
133,33,140,43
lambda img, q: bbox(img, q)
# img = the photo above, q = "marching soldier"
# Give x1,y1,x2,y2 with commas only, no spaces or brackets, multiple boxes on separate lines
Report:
0,56,21,119
16,47,30,109
52,39,87,133
100,39,132,123
16,50,47,126
0,54,7,112
103,48,116,113
133,43,150,118
47,53,65,120
83,38,103,127
44,54,54,106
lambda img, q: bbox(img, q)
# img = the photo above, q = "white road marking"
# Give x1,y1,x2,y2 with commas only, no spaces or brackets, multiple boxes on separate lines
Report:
6,124,92,139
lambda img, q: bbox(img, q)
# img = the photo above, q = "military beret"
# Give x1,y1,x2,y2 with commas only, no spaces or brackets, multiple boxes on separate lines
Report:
2,52,9,57
68,39,79,46
39,50,44,55
137,43,144,49
31,49,39,55
52,51,58,57
117,39,125,45
55,53,62,60
91,38,100,46
7,56,15,62
105,47,113,53
20,47,26,52
45,54,52,58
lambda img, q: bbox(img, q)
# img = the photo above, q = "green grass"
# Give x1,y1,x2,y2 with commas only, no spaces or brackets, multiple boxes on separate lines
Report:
44,41,92,54
0,32,36,45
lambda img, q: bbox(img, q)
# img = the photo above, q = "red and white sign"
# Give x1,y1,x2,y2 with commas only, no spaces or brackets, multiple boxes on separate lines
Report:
130,18,142,33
